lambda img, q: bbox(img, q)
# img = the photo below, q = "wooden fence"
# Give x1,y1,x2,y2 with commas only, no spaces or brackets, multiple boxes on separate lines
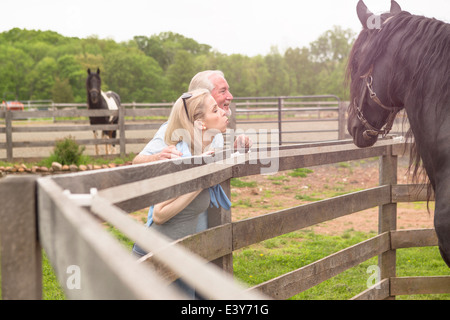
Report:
1,138,449,300
0,96,353,161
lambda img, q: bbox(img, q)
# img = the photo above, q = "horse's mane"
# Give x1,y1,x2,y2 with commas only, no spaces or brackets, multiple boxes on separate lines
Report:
347,11,450,195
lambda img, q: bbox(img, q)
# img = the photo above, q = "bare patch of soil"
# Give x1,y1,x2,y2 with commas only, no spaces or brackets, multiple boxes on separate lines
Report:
129,157,434,235
230,158,434,235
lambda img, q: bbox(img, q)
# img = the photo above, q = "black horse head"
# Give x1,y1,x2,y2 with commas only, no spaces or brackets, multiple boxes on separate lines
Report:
347,1,404,148
86,68,101,105
347,0,450,268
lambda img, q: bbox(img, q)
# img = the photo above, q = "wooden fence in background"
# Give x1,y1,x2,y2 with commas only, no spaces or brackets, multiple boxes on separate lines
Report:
1,138,448,300
0,96,353,161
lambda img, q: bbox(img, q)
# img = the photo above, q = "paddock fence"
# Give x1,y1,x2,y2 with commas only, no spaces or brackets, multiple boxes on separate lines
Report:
0,95,410,161
1,137,448,300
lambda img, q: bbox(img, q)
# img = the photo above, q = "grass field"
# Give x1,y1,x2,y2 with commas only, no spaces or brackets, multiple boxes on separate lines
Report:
2,228,447,300
232,229,449,300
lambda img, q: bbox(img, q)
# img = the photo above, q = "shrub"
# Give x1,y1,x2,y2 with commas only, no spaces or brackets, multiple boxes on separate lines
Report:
50,135,85,165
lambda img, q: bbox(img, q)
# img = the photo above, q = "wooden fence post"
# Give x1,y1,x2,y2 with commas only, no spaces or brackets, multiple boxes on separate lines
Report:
5,109,13,162
379,145,397,299
0,176,42,300
229,103,236,131
211,103,236,272
207,179,233,274
277,98,283,145
119,103,126,157
338,101,347,140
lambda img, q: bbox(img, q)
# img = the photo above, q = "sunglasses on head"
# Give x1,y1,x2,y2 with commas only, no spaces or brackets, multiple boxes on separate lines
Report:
181,92,193,118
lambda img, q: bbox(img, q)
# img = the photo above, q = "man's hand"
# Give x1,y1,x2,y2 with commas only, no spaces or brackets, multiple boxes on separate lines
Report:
234,134,252,152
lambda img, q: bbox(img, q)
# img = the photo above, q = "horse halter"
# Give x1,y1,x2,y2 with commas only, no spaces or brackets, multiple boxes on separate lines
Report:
354,69,403,140
89,88,100,95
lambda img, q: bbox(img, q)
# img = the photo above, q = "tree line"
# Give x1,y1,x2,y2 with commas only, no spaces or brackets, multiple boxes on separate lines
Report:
0,26,355,104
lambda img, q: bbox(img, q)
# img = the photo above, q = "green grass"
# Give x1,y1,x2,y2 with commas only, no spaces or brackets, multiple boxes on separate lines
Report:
2,229,447,300
288,168,314,178
233,229,450,300
42,253,65,300
294,194,323,201
230,178,257,188
233,198,253,208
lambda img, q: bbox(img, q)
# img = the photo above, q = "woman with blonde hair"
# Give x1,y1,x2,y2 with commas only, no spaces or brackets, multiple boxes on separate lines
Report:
164,88,225,158
150,88,230,231
133,88,229,248
134,89,230,298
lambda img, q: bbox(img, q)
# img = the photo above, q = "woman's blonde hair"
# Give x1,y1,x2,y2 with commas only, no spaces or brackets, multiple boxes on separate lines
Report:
165,88,211,155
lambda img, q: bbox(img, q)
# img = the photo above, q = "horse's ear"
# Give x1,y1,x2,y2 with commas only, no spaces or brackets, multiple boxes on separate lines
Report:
96,68,100,74
357,0,373,29
390,1,402,14
87,68,91,74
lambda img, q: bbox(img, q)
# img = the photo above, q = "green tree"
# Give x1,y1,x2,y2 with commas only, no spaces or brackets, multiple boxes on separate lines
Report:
0,45,33,100
166,50,196,97
135,32,211,71
20,41,53,63
309,26,355,65
28,56,57,100
263,47,289,96
308,26,355,96
0,26,357,103
56,55,85,102
103,48,168,102
284,47,316,95
216,54,264,97
52,77,74,103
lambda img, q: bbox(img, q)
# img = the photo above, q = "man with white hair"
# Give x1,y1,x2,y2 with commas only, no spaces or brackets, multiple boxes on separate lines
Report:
132,70,251,164
131,71,251,241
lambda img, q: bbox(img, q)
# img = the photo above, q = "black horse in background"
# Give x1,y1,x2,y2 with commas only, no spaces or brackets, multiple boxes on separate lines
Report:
347,0,450,267
86,68,120,155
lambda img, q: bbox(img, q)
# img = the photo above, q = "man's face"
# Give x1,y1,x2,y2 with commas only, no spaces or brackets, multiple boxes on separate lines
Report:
209,74,233,117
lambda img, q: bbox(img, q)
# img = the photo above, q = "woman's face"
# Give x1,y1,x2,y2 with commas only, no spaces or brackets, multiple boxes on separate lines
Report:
202,95,228,133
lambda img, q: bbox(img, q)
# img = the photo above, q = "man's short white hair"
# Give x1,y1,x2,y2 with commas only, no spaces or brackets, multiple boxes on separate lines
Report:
188,70,225,92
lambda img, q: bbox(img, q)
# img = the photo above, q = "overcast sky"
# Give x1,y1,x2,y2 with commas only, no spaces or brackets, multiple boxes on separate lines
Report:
1,0,449,56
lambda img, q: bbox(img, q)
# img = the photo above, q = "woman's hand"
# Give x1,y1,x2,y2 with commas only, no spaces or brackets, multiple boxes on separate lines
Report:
157,145,182,160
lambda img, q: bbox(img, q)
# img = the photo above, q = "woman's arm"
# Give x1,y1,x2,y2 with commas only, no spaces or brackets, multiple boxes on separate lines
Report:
133,145,182,164
153,189,203,225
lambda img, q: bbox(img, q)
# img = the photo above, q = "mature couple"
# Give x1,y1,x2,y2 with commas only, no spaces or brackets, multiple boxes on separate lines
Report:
132,70,251,250
131,70,251,298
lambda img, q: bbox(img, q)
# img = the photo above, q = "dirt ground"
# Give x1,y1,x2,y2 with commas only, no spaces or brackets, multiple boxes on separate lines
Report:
130,156,434,235
229,156,434,236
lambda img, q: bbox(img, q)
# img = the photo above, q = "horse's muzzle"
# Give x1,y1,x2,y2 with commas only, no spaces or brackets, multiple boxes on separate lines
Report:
348,121,378,148
363,129,379,141
90,93,99,104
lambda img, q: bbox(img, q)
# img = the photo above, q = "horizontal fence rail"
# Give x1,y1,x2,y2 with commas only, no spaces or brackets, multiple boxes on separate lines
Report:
0,96,410,161
1,138,447,300
0,96,356,161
